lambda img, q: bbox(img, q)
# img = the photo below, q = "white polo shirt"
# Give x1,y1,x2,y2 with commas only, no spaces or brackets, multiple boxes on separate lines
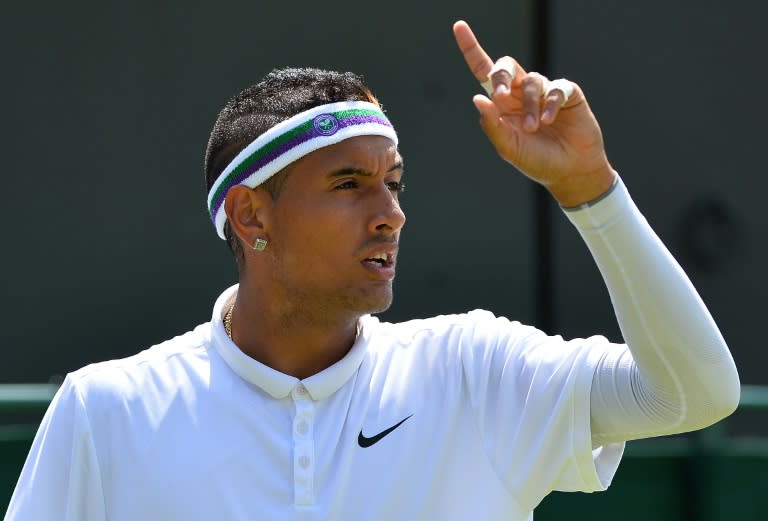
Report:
5,284,623,521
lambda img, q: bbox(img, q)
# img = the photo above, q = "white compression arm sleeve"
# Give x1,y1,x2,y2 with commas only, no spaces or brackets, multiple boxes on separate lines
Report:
563,177,740,447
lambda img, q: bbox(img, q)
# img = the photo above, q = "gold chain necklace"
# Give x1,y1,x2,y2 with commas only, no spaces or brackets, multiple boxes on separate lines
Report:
224,303,234,339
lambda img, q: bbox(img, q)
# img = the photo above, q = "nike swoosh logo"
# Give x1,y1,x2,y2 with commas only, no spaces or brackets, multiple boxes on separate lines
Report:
358,414,413,448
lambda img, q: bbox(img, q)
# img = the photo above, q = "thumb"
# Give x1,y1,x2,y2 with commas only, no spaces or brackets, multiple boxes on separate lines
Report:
472,94,499,123
472,94,518,160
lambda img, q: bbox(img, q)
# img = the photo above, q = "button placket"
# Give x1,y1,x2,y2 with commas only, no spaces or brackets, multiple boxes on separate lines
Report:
291,385,316,506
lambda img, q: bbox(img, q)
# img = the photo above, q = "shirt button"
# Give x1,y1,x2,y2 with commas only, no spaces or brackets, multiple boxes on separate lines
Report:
297,421,309,435
296,385,308,396
299,456,311,469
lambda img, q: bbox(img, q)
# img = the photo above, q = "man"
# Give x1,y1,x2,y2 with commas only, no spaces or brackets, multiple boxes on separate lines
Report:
4,20,739,521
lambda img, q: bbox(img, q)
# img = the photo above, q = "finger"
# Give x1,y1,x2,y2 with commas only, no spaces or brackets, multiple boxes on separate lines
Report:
541,90,565,124
544,79,575,105
453,20,494,84
473,94,504,142
472,94,501,123
472,94,519,158
521,72,547,132
541,79,577,123
489,57,518,96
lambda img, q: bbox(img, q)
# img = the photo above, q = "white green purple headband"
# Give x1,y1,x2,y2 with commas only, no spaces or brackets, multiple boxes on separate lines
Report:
207,100,398,239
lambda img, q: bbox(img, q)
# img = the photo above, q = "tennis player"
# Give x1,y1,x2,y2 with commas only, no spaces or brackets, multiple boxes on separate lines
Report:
4,20,739,521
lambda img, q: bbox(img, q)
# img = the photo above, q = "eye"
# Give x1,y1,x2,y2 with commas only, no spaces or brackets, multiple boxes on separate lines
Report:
387,181,406,193
335,180,358,190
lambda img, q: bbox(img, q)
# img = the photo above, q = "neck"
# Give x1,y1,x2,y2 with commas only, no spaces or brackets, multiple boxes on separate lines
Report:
228,287,361,380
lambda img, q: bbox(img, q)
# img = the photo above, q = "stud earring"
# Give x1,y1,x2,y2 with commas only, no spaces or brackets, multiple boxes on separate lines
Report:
252,238,268,251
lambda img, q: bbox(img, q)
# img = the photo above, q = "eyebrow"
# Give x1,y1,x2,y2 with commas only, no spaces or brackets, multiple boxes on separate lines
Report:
327,160,404,179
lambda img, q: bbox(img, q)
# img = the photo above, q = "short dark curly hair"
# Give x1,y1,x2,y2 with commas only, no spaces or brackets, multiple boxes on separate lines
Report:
204,67,380,264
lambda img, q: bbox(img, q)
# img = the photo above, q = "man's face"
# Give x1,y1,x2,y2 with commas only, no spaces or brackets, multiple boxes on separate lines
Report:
264,135,405,319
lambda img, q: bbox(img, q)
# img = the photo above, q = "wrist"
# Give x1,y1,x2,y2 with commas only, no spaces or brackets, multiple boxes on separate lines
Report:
548,164,617,208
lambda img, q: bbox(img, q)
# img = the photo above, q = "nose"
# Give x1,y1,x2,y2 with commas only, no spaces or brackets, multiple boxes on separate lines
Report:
368,185,406,235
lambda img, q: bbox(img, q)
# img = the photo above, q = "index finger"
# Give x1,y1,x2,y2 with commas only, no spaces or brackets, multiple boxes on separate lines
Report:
453,20,494,82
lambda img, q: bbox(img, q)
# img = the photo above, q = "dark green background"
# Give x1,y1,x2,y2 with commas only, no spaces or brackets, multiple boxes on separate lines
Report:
4,1,764,385
4,1,538,382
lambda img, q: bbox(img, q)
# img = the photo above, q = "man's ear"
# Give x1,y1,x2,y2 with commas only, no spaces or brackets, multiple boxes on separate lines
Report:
224,186,272,248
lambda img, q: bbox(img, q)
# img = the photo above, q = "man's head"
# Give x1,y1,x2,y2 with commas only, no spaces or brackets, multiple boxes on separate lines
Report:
204,67,385,262
204,68,405,319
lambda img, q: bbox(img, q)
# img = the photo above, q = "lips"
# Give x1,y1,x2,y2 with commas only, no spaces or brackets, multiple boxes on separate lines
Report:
360,244,397,280
362,251,392,267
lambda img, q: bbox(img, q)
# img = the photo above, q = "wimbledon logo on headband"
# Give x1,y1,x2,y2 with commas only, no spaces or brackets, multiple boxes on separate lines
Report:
313,114,340,135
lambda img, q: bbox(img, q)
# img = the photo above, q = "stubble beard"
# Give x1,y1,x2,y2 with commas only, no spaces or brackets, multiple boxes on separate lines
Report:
275,283,393,330
269,251,394,328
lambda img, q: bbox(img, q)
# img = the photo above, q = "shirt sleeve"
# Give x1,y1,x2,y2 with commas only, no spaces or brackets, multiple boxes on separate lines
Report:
563,177,740,445
457,310,625,512
4,375,106,521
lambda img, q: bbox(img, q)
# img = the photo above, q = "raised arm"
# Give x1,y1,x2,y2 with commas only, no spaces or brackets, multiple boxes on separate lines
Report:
452,20,739,442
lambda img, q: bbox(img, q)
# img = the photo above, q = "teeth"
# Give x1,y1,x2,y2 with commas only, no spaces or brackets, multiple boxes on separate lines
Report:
364,252,388,265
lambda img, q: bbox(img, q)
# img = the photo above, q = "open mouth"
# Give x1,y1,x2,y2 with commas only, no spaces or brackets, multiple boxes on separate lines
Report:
362,252,393,268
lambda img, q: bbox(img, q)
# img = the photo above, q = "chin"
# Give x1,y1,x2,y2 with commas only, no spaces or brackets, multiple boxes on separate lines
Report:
356,288,394,315
367,298,393,315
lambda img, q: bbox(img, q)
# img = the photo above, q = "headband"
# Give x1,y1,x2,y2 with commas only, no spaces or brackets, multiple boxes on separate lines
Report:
207,100,398,239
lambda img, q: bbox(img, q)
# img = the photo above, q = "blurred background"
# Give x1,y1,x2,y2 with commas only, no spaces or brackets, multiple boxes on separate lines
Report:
2,0,767,519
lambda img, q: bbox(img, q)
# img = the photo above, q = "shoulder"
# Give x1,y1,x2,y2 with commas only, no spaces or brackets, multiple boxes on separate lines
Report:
368,309,543,349
364,310,615,374
65,323,212,406
359,310,551,374
371,309,494,334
